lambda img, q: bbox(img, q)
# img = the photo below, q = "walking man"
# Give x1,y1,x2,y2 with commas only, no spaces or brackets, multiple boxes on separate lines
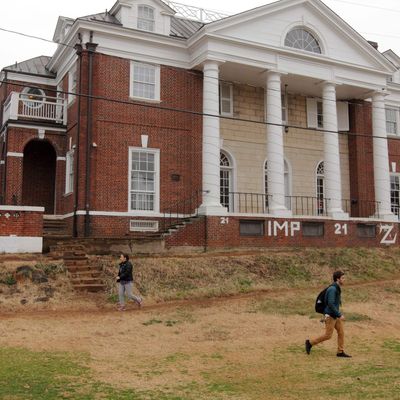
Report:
305,270,351,358
116,253,142,311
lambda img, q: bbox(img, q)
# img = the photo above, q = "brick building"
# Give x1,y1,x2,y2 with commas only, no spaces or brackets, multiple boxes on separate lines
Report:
1,0,400,252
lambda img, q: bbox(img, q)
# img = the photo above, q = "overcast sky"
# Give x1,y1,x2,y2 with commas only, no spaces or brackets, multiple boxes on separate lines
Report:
1,0,400,69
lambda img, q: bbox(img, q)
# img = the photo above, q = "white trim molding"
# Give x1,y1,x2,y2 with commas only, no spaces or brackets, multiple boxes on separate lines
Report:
6,152,24,158
0,205,45,212
0,237,43,254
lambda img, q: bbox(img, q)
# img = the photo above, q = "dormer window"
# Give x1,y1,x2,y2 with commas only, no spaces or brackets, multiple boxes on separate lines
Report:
285,28,321,54
138,5,155,32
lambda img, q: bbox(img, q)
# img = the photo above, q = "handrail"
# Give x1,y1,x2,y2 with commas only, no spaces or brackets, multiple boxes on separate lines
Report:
162,190,203,232
229,192,271,214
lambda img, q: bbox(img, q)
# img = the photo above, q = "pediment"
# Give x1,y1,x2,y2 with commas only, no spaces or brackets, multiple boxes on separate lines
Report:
204,0,394,72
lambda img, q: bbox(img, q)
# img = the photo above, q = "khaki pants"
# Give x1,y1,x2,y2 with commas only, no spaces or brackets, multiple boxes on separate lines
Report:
310,316,344,353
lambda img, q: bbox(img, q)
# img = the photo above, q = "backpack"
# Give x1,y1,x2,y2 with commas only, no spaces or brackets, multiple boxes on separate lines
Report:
315,286,330,314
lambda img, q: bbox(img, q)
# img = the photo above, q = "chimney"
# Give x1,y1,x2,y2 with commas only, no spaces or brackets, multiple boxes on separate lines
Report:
368,41,379,50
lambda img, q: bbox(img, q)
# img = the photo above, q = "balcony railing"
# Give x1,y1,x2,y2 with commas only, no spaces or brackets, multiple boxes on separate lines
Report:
228,192,272,214
226,192,380,219
2,92,67,125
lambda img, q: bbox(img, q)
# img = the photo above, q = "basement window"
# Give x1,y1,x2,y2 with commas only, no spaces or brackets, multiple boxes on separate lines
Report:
357,223,376,238
240,220,264,236
302,222,324,237
130,220,159,232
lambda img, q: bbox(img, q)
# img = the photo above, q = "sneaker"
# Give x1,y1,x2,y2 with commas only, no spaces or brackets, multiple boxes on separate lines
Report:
118,305,126,311
137,297,143,308
337,352,352,358
305,339,312,355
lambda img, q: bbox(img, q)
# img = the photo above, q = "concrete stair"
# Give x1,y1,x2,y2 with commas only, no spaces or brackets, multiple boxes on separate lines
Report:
43,218,70,238
61,245,105,292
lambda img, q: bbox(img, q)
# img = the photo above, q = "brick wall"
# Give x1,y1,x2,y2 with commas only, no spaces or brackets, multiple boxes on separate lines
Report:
348,100,375,217
165,216,398,249
0,205,44,253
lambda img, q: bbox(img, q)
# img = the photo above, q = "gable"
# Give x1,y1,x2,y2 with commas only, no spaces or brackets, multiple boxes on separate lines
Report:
204,0,393,73
110,0,175,35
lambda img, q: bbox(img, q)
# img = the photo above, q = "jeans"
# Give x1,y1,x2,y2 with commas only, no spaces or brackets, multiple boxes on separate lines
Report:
310,315,345,352
118,281,141,306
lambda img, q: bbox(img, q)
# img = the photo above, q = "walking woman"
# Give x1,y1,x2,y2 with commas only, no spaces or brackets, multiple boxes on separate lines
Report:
116,253,142,311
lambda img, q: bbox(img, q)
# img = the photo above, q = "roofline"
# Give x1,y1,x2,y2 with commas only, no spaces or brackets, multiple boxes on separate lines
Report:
193,0,395,73
1,68,56,79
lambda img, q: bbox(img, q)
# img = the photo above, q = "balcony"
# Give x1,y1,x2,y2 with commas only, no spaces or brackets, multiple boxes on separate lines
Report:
2,91,67,126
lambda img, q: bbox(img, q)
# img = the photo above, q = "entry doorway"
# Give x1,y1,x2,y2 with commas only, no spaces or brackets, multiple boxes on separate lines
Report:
22,140,56,214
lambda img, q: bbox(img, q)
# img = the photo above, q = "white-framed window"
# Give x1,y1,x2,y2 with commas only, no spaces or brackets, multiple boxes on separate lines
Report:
219,82,233,116
306,98,349,131
220,151,233,210
317,101,323,129
65,150,74,194
390,174,400,218
68,63,77,105
130,62,160,102
137,5,155,32
386,108,398,135
21,87,46,109
281,94,288,124
129,147,160,212
264,160,291,210
284,27,322,54
316,161,325,215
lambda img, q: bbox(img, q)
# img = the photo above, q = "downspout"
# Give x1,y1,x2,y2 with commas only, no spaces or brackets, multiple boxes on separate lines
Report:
1,71,8,203
84,32,97,237
73,41,83,237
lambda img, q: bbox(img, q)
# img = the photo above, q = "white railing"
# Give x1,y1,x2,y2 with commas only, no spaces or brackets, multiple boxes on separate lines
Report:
2,92,67,125
162,0,229,22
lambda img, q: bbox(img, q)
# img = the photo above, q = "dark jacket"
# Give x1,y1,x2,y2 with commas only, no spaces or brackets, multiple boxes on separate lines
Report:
324,282,342,319
118,261,133,282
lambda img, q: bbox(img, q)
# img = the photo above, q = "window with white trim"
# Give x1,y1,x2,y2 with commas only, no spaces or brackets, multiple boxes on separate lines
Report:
317,101,323,129
390,174,400,218
281,94,288,124
65,150,74,194
21,87,46,110
306,99,349,131
220,151,233,210
129,148,159,212
386,108,398,135
130,62,160,101
219,82,233,116
284,28,322,54
68,63,77,105
138,5,155,32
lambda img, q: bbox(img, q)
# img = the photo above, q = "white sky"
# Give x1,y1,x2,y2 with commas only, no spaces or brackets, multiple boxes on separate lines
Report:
1,0,400,69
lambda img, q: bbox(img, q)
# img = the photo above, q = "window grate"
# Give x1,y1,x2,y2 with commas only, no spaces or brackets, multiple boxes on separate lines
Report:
130,220,159,232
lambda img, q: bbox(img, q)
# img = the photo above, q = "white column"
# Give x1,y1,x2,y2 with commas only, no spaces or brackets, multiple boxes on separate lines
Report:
322,82,347,219
372,92,396,220
266,71,290,216
198,60,227,216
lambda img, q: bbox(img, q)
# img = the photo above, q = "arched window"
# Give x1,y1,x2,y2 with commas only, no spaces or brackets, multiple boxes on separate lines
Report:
316,161,325,215
220,151,233,210
21,87,46,109
138,5,155,32
265,160,291,210
285,28,321,54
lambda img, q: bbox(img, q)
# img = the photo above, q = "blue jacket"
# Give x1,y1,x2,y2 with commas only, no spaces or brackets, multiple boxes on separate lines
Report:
324,282,342,319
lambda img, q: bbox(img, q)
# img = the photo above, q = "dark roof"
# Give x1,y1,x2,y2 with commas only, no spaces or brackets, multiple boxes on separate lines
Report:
78,12,203,39
77,11,122,25
3,56,54,77
170,16,204,38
